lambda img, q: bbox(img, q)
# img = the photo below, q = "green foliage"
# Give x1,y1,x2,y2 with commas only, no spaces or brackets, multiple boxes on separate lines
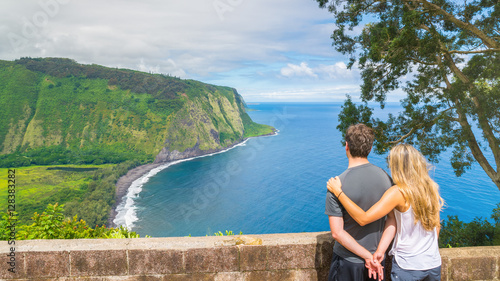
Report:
185,230,243,237
15,57,186,99
104,226,149,238
0,58,191,166
0,58,275,229
241,112,275,138
153,99,184,116
0,145,151,168
317,0,500,189
2,203,145,240
0,211,18,241
439,203,500,247
0,57,273,169
336,96,375,145
219,132,234,145
63,160,141,226
439,216,495,247
0,62,39,154
211,230,243,236
0,161,140,227
0,165,101,224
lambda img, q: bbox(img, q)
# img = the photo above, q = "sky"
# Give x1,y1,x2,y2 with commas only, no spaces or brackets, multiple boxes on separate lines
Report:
0,0,403,103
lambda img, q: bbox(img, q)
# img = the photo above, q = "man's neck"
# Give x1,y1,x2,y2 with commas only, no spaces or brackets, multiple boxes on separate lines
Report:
347,157,370,169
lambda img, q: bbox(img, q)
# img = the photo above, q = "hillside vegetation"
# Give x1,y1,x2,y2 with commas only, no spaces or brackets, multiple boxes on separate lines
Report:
0,57,274,226
0,57,273,167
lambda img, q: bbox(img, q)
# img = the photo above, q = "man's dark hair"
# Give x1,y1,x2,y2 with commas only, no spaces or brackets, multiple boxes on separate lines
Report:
345,124,374,158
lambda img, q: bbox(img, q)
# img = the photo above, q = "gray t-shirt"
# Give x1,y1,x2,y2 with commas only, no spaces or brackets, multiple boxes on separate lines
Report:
325,163,393,263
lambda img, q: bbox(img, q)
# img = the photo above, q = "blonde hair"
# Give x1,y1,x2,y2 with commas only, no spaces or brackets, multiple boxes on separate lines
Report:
388,144,444,231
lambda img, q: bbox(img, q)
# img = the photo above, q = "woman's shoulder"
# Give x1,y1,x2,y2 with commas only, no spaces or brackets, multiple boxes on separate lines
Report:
387,185,400,193
386,185,409,212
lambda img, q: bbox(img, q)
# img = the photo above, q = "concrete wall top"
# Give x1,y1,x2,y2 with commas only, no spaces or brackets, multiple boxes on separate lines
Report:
0,232,333,253
1,231,499,281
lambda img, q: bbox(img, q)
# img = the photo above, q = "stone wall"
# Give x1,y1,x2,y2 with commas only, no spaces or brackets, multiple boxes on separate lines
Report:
1,232,499,280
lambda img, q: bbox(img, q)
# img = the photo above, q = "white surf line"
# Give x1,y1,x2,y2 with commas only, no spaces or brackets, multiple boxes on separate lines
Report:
113,138,251,230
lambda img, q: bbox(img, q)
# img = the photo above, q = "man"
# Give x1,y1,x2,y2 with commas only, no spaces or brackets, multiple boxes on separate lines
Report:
325,123,394,280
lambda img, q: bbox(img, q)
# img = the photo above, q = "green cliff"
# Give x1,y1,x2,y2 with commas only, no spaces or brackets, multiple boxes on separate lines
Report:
0,58,274,167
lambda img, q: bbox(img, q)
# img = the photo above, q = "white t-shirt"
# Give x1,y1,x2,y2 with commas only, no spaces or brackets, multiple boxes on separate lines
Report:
389,206,441,270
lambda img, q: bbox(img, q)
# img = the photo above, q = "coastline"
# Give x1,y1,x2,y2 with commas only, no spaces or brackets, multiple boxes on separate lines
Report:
108,130,277,228
107,162,163,227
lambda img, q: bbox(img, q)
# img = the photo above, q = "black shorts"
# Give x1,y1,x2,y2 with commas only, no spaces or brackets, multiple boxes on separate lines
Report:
328,253,385,281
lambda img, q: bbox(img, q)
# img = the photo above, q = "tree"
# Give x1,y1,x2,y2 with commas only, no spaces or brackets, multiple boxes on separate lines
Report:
316,0,500,189
439,203,500,247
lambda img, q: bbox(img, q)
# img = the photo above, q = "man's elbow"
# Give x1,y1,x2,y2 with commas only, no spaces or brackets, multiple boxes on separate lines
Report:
358,220,368,227
330,230,342,241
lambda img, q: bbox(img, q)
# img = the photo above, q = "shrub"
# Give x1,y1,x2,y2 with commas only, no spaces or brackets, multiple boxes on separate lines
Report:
439,203,500,247
1,203,146,240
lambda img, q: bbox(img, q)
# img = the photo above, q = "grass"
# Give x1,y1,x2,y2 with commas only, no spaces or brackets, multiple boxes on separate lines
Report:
0,164,115,223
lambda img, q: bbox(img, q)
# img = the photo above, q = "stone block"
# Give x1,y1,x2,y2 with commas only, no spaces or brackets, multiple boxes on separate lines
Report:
246,270,294,281
239,245,267,271
267,244,316,270
110,277,164,281
316,266,330,281
127,277,164,281
316,240,333,268
71,250,127,277
25,251,70,278
214,271,247,281
128,249,184,275
49,277,164,281
185,247,239,273
498,256,500,279
162,273,216,281
0,251,26,279
292,269,319,280
450,256,496,281
440,257,448,281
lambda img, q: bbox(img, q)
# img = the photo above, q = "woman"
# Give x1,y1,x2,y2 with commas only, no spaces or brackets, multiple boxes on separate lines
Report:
327,144,444,280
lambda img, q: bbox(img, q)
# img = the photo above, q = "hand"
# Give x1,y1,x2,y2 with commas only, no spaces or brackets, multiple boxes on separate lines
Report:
365,257,384,281
327,176,342,197
373,251,385,265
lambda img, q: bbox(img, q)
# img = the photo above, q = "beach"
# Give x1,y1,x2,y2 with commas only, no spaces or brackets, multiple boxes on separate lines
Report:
107,163,163,227
108,130,277,228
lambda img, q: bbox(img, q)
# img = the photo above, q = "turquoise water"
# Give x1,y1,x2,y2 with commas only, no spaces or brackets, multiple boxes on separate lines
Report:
125,103,499,237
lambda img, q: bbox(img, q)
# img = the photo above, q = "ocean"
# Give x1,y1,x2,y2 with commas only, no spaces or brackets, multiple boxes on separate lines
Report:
114,103,499,237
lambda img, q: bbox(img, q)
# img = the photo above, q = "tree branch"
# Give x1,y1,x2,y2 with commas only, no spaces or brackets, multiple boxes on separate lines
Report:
442,52,470,84
453,98,498,184
388,107,455,144
449,49,500,54
470,96,500,171
389,126,419,144
409,56,438,65
492,124,500,135
441,52,500,169
410,0,500,49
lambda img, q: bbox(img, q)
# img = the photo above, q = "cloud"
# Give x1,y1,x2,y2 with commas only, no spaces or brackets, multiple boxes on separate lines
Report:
278,61,358,81
316,62,350,79
0,1,332,70
243,85,361,102
0,0,373,102
280,62,318,78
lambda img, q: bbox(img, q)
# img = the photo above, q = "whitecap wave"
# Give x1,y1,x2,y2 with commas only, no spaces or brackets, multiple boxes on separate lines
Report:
113,138,251,230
